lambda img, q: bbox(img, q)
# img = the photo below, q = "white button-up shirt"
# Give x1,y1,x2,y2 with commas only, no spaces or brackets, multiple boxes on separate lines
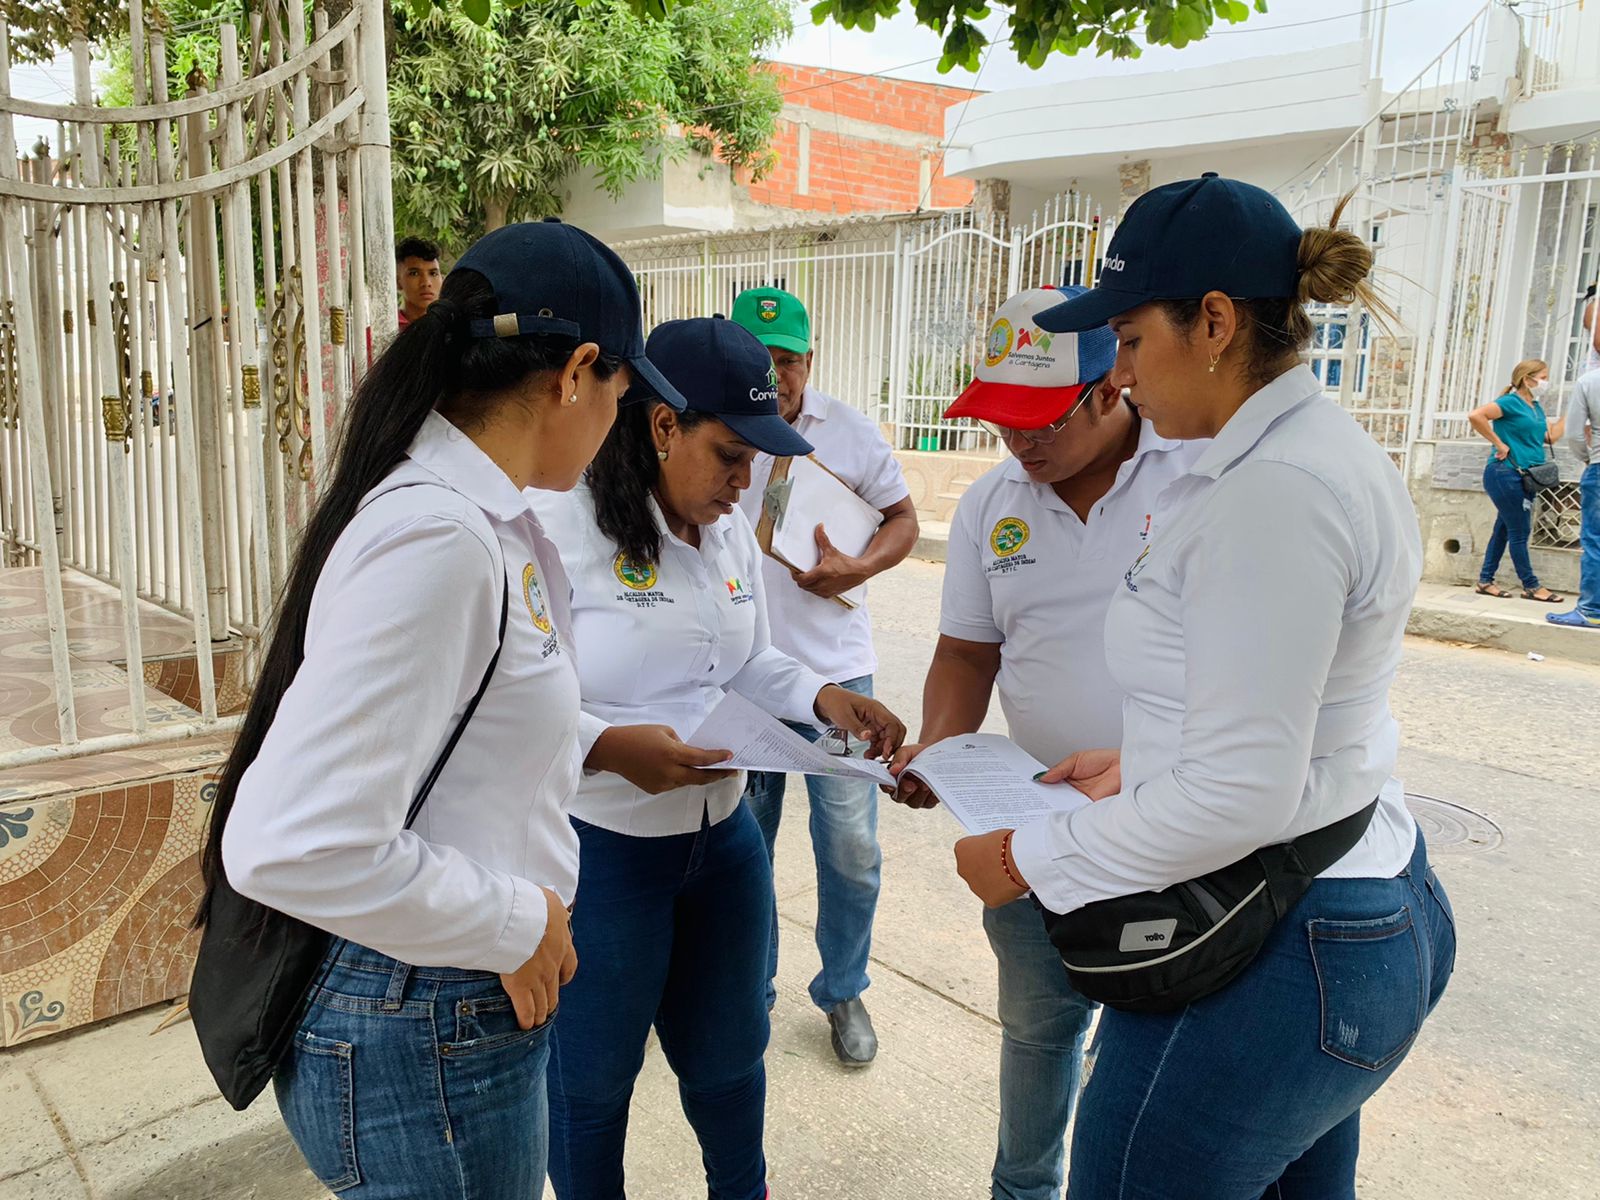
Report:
532,484,830,836
224,412,581,973
738,387,911,683
941,420,1203,763
1010,366,1421,914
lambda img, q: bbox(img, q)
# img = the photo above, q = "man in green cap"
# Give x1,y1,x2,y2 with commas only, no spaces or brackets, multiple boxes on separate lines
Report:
731,286,920,1066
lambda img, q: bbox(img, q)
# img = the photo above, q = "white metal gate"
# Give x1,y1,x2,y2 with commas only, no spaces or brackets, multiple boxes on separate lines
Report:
1421,145,1600,552
616,191,1118,454
889,191,1115,454
0,0,395,766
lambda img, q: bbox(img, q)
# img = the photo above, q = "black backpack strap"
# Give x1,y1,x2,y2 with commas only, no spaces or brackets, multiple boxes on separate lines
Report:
353,473,512,832
1291,798,1380,876
403,576,510,831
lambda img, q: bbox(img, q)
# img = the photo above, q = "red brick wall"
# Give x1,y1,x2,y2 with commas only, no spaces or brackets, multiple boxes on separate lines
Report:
740,64,980,216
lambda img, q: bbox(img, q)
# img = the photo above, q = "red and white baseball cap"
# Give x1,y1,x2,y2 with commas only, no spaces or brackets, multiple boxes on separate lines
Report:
944,286,1119,429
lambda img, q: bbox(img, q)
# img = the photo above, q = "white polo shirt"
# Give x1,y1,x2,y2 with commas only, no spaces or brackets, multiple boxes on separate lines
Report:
1010,366,1421,915
738,387,910,684
940,419,1202,765
532,484,830,837
225,412,580,974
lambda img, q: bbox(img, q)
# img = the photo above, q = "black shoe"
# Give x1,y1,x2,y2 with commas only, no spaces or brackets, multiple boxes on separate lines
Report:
827,998,877,1067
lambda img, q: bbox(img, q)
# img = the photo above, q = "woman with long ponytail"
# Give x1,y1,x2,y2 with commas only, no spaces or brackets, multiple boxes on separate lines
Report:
194,221,686,1198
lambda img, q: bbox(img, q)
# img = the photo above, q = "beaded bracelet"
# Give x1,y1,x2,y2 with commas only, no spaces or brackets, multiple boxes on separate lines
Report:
999,830,1026,890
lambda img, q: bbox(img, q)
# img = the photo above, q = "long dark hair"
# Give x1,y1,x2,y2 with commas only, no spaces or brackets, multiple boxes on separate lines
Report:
586,400,713,568
195,268,616,929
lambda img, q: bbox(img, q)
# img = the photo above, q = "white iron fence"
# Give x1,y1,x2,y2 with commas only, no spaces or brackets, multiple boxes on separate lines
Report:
616,190,1119,456
1274,0,1598,476
0,0,395,767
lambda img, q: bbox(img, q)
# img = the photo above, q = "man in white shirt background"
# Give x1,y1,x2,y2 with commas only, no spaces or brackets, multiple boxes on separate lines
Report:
891,287,1204,1200
731,287,919,1066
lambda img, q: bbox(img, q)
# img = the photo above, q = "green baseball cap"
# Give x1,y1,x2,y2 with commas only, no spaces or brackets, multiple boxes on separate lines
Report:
731,286,811,355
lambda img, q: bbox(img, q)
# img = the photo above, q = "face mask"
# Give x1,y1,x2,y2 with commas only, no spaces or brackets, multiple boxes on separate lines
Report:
1531,379,1549,394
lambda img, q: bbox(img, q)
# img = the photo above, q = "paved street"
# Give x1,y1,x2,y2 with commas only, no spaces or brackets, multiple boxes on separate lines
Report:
3,557,1597,1199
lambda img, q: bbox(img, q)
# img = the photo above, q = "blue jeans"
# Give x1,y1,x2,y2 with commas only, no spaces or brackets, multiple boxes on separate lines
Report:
274,939,552,1198
743,674,882,1012
1067,830,1456,1200
1578,463,1600,619
1480,458,1540,589
984,897,1097,1200
548,804,771,1200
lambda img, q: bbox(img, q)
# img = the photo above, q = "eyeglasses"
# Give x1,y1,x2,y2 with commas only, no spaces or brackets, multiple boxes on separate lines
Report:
977,378,1100,446
818,727,856,757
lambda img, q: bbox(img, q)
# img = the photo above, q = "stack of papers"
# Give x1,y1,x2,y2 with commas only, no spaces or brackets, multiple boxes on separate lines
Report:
686,692,1090,835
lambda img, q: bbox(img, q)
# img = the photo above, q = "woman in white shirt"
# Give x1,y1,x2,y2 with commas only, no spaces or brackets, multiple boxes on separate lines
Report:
198,221,686,1198
532,316,905,1200
948,177,1457,1198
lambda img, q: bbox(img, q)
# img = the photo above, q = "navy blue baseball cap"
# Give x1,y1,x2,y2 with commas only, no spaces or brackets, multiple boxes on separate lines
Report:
634,317,814,457
1038,174,1303,333
452,218,686,410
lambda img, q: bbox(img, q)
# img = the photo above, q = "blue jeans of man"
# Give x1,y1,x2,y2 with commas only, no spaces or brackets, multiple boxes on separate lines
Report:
1067,830,1456,1200
548,804,772,1200
275,939,553,1198
984,897,1097,1200
1480,458,1540,589
743,674,882,1012
1578,463,1600,619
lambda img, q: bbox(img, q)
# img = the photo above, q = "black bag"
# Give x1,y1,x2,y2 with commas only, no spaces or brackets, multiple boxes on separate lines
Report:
190,581,508,1110
1521,460,1561,496
1036,800,1377,1014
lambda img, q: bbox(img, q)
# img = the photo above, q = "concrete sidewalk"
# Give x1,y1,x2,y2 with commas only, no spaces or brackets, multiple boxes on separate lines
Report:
3,560,1597,1199
1407,581,1600,664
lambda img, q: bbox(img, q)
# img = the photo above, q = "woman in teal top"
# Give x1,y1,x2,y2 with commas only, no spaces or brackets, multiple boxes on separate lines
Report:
1468,358,1566,600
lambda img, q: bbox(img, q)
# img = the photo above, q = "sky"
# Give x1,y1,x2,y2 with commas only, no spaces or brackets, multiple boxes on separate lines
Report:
773,0,1484,94
5,0,1490,158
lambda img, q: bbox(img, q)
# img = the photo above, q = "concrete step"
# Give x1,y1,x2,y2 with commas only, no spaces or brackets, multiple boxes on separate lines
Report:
912,521,950,564
1407,581,1600,665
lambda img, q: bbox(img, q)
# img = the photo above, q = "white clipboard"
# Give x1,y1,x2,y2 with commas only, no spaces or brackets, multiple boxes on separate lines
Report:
755,455,883,610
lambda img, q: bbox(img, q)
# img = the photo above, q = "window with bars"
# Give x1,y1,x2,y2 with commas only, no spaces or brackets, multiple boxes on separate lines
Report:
1307,308,1370,395
1532,482,1583,551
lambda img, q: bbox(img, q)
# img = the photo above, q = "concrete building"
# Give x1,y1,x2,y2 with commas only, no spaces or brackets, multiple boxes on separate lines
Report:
937,1,1600,593
561,64,980,240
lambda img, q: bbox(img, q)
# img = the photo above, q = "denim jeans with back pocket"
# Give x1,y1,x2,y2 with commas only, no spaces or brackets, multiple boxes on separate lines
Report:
274,939,553,1198
1067,829,1456,1200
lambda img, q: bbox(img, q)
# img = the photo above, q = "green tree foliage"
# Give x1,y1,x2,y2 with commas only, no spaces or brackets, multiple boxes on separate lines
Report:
811,0,1268,71
410,0,1266,70
92,0,786,254
390,0,788,250
0,0,125,66
30,0,1264,75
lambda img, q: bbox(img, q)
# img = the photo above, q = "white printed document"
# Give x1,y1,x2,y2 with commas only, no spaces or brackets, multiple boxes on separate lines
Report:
687,695,1089,833
686,691,894,785
897,734,1092,835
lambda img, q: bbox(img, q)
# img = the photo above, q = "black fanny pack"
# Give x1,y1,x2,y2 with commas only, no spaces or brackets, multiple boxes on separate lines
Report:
1035,800,1378,1014
1521,460,1560,496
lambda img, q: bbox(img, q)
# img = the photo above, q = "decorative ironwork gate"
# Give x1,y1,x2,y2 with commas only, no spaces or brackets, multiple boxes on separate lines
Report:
0,0,395,765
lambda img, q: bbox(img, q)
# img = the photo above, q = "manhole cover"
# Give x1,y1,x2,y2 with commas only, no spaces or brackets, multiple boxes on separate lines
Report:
1404,793,1503,854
